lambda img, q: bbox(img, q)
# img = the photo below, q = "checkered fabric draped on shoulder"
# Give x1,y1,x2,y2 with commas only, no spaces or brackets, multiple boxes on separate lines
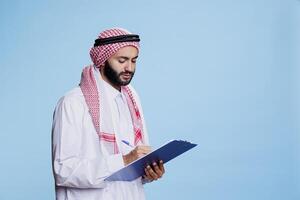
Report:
80,28,143,154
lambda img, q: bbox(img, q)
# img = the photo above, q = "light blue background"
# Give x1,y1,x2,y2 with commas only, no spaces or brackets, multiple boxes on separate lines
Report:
0,0,299,199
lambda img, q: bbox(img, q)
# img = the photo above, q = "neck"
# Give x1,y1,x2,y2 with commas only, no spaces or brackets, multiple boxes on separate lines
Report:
99,67,121,92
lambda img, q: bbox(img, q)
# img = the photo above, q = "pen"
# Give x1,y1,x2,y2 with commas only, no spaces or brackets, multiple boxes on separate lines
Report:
122,140,134,148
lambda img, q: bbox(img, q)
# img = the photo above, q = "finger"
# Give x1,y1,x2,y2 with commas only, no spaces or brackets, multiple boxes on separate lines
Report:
143,175,151,181
136,145,152,152
159,160,165,174
152,162,163,177
144,168,152,181
137,150,149,155
137,152,148,158
136,148,151,157
145,165,157,180
141,145,152,151
146,165,158,180
131,147,148,158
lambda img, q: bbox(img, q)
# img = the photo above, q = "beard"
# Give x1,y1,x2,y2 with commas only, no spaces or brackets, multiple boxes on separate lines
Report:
103,61,135,87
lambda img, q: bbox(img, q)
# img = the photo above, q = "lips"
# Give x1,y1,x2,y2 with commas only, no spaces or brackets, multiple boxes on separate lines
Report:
121,73,132,80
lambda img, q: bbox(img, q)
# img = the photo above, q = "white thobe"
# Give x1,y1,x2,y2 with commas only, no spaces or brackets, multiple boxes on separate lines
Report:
52,68,149,200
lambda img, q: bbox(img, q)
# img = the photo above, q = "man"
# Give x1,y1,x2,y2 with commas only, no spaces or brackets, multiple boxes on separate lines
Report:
51,28,165,200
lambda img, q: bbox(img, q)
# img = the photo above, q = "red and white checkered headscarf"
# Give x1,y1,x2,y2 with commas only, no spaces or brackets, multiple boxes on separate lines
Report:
80,28,144,154
90,28,140,67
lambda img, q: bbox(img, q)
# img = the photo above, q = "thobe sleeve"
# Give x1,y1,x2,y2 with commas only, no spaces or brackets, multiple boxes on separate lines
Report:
52,96,124,189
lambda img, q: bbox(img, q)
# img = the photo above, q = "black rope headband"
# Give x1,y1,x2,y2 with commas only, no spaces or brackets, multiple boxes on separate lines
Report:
94,34,140,47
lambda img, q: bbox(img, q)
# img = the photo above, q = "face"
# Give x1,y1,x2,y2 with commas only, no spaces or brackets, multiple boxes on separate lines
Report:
102,46,138,89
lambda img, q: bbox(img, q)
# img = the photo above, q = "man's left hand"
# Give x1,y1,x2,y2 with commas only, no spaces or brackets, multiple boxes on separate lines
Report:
143,160,165,182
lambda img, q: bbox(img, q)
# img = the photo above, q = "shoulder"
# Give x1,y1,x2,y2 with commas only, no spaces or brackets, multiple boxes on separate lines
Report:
55,87,85,112
63,86,84,100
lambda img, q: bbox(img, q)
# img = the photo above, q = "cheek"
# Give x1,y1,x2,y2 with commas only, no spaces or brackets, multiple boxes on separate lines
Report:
110,61,124,73
133,63,137,69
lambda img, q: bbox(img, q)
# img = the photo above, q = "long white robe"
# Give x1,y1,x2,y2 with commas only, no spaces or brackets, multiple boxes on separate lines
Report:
52,68,149,200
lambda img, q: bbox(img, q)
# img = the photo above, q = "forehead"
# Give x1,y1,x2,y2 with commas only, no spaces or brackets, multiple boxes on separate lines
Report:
112,46,139,58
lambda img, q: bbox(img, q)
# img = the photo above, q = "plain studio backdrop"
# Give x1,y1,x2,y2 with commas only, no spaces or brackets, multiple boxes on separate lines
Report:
0,0,299,199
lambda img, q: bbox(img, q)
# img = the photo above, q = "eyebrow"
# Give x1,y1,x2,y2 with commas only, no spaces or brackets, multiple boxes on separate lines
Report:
118,56,138,60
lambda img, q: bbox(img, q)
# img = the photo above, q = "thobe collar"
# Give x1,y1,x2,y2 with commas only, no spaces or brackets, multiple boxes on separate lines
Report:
101,78,121,101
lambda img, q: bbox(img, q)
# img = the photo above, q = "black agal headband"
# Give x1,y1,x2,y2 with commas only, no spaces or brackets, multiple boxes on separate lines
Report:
94,34,140,47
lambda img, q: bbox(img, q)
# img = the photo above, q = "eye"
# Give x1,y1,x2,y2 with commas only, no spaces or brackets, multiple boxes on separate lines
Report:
118,58,126,63
132,59,137,63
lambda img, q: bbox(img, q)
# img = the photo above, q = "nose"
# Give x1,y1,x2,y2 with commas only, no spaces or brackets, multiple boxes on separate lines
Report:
125,61,134,72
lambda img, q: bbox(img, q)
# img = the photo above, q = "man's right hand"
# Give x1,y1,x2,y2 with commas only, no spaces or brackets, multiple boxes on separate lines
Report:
122,145,152,166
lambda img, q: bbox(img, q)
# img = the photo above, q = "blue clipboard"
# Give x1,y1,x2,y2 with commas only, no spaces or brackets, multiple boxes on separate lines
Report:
104,140,197,181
